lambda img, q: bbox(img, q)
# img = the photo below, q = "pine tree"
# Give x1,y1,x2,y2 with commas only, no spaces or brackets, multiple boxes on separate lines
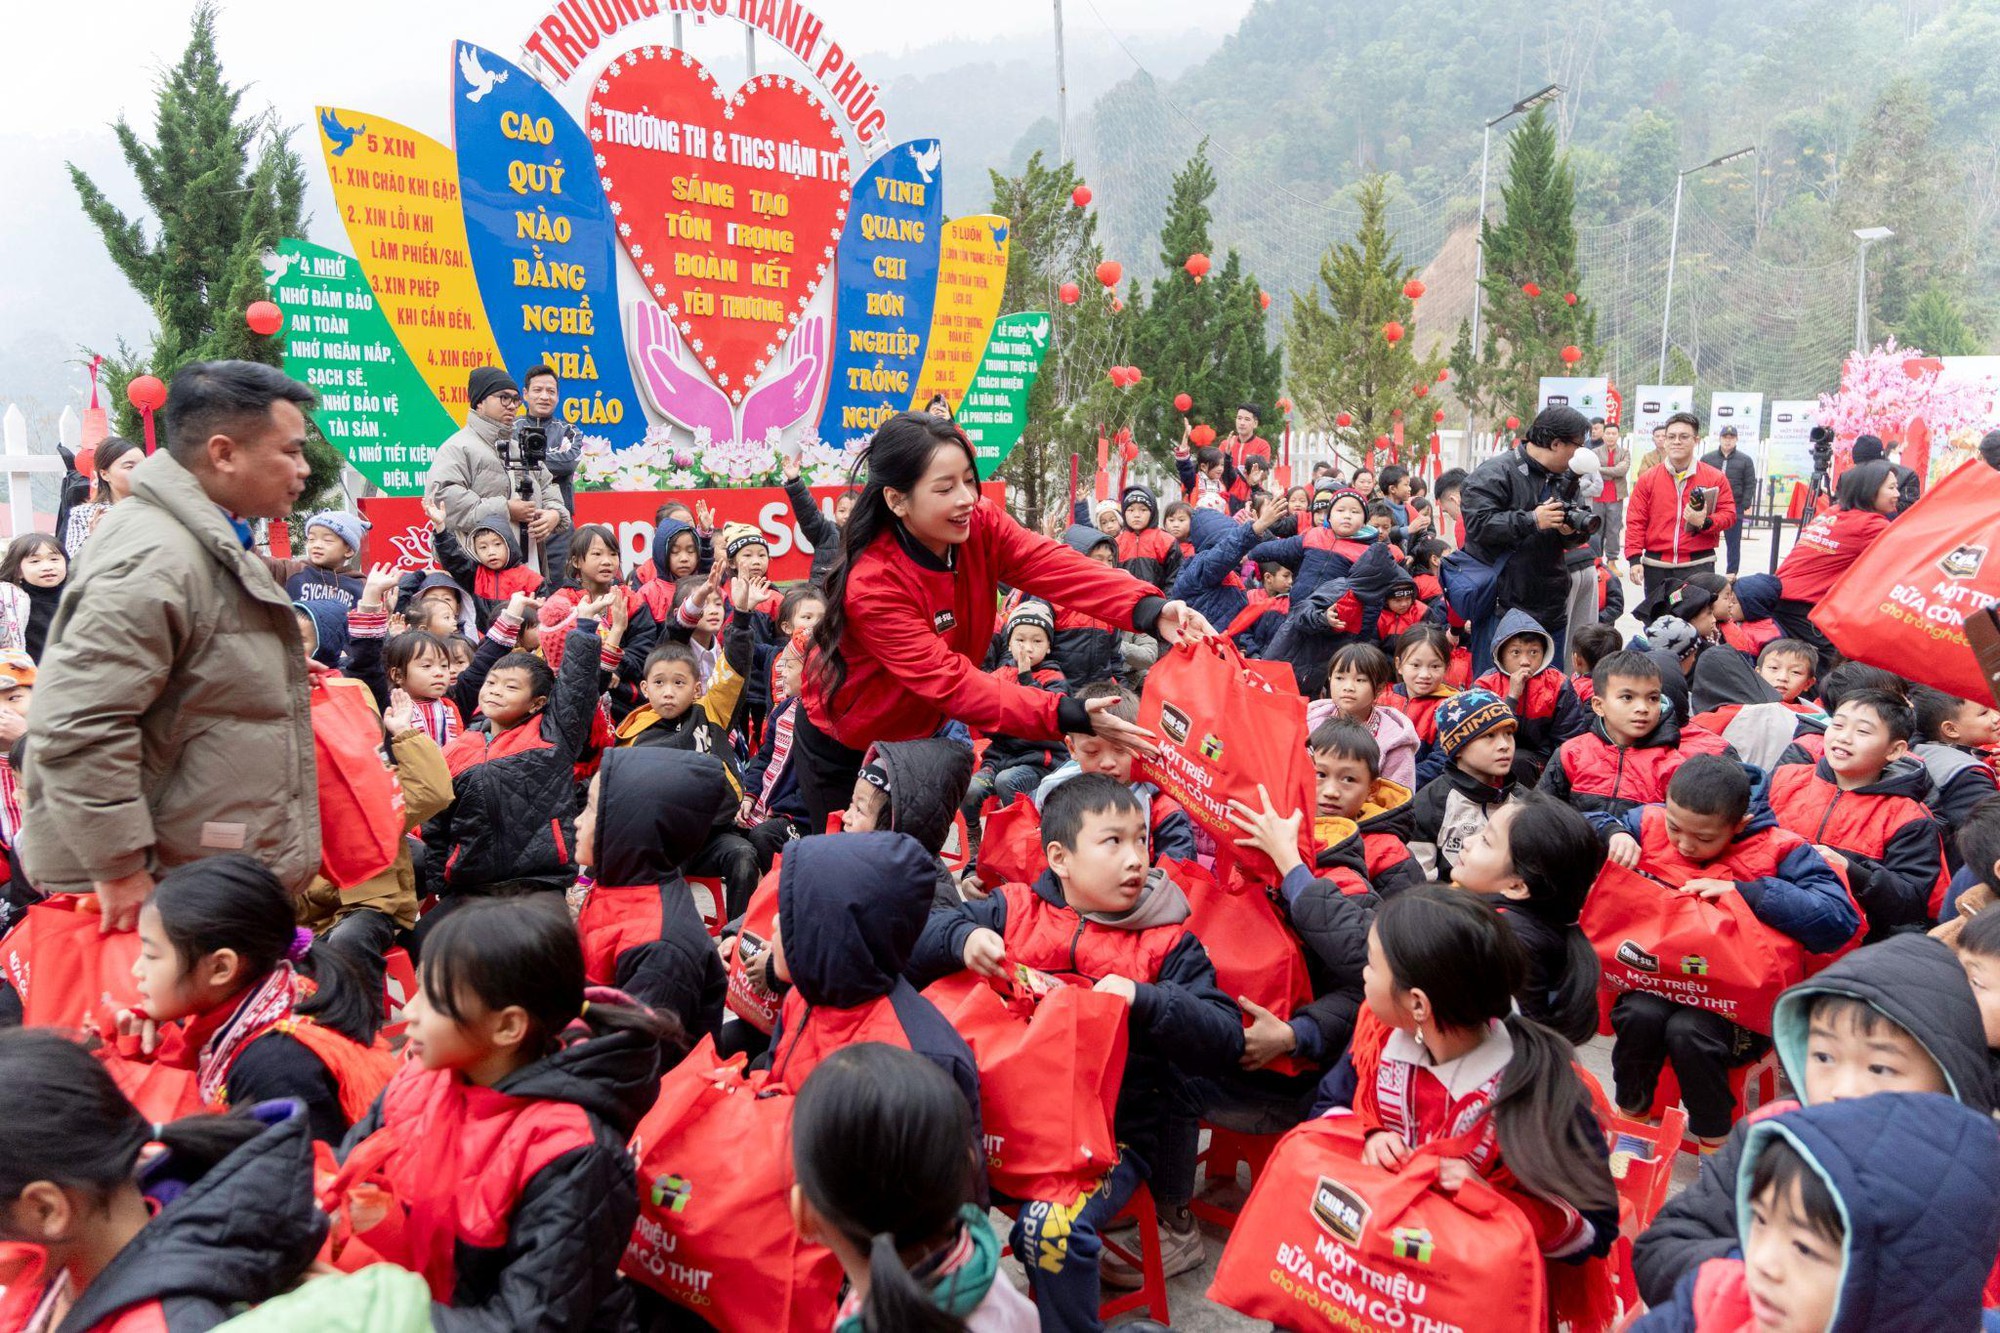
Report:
69,3,341,510
988,152,1130,526
1129,142,1283,458
1468,107,1598,427
1284,176,1448,468
1898,281,1983,357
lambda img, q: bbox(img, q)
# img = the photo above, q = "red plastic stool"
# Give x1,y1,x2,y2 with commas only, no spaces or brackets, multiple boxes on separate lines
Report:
1000,1182,1171,1326
1648,1049,1782,1155
1189,1126,1279,1227
685,877,725,937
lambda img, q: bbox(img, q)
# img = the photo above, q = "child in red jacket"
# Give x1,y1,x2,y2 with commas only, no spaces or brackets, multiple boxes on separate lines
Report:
1473,609,1588,784
1541,649,1705,820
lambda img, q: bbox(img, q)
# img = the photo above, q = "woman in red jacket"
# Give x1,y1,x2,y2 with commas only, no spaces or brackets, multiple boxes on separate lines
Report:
1773,460,1899,670
798,412,1209,827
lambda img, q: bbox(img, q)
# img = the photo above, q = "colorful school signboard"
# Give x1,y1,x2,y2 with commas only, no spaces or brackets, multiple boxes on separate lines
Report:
273,8,1048,498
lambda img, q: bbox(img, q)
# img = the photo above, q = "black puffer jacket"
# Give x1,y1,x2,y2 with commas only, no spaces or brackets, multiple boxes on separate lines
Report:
53,1101,325,1332
1264,541,1402,695
873,737,976,909
784,475,843,588
1052,524,1125,687
1634,934,1995,1305
1460,444,1591,631
1275,823,1379,1067
583,748,731,1046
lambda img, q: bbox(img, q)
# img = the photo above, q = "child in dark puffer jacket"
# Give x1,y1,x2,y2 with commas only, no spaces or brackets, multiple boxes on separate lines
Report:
964,601,1069,830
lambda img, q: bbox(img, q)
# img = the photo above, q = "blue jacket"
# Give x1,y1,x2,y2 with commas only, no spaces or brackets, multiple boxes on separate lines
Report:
1263,541,1402,695
1633,1092,2000,1332
1168,507,1261,631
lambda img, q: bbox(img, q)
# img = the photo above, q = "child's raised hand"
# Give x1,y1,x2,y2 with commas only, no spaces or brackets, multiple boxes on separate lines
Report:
1238,996,1298,1070
733,573,769,613
1681,877,1736,900
421,497,447,528
576,590,615,622
1607,831,1641,868
114,1007,162,1057
362,563,401,609
1435,1158,1474,1193
1253,493,1287,534
962,927,1007,980
385,688,418,736
1093,974,1138,1006
1508,666,1532,698
695,500,718,532
781,452,801,482
1362,1130,1410,1172
504,592,543,624
1226,784,1307,877
605,590,630,637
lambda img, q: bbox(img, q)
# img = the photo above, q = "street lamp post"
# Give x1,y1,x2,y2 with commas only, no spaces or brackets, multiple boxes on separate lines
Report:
1657,146,1755,383
1466,84,1562,446
1852,226,1894,352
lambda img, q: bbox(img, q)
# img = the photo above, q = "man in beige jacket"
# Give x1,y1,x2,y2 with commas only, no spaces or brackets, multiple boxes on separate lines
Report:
423,365,569,578
22,361,319,927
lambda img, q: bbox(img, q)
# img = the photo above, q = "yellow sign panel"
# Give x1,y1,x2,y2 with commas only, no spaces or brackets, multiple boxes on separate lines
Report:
318,106,503,425
910,215,1010,414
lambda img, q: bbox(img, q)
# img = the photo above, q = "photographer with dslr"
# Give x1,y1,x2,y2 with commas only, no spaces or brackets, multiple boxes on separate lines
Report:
423,365,569,579
1623,409,1735,610
1459,403,1595,670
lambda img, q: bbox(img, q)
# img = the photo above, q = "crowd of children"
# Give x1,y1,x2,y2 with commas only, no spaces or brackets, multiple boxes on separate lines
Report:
6,410,2000,1333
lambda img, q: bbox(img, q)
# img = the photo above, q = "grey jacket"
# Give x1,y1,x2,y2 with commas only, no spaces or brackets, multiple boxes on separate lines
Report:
21,452,320,891
423,414,570,544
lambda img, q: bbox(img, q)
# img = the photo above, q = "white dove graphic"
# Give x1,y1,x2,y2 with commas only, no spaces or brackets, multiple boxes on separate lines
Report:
261,250,297,287
907,141,941,184
459,46,510,103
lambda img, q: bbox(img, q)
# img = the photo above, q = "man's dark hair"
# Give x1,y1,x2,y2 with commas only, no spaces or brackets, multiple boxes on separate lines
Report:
1663,410,1702,434
1237,402,1262,423
1435,467,1466,502
1589,417,1605,427
164,360,315,464
1527,405,1590,449
1666,753,1750,822
1042,772,1144,852
523,363,559,389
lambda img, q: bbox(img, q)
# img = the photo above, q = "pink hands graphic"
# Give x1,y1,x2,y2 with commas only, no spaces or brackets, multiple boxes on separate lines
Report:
632,302,825,446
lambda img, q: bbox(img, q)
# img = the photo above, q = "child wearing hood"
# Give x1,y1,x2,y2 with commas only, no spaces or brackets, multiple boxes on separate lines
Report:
572,749,731,1052
286,510,367,609
841,737,975,908
426,502,544,629
910,775,1244,1329
1635,933,2000,1308
1111,484,1179,591
1632,1092,2000,1333
1473,609,1588,784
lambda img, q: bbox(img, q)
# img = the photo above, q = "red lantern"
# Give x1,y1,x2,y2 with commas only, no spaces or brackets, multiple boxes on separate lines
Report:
1258,290,1272,310
1436,368,1449,382
1505,415,1521,430
245,300,283,336
127,373,168,455
1126,367,1142,386
1107,367,1126,387
1560,344,1582,365
1112,298,1125,313
1190,424,1217,447
1173,392,1193,413
1414,384,1429,397
1072,184,1092,208
1058,282,1081,305
1563,291,1578,306
1335,412,1352,428
1382,321,1404,344
1391,410,1403,420
1375,434,1393,451
1276,397,1292,413
1433,409,1446,423
1095,260,1122,288
1522,282,1541,299
1120,438,1139,463
1184,252,1211,282
1403,279,1426,300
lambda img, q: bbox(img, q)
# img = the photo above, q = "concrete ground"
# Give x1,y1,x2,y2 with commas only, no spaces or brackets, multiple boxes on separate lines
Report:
986,518,1799,1328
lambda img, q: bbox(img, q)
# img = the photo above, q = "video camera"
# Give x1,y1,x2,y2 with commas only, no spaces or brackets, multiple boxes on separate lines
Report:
1808,424,1835,504
499,416,547,500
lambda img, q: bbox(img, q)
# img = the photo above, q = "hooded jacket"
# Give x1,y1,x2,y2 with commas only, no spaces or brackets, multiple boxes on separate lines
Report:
804,501,1160,750
1168,507,1260,632
1355,778,1424,898
764,832,981,1122
1245,517,1378,598
1112,485,1180,590
1265,542,1403,695
409,570,481,641
1473,608,1588,769
26,1101,326,1333
1916,742,1999,872
872,737,977,908
782,477,843,587
1044,524,1126,687
294,598,351,670
1634,933,1995,1306
1541,711,1701,819
1275,820,1380,1066
576,750,731,1045
910,865,1243,1162
1635,1092,2000,1333
1768,758,1946,937
431,520,544,629
337,1009,662,1333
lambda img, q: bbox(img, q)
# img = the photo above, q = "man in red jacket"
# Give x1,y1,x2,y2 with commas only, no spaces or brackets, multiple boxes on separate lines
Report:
1624,410,1736,611
1592,420,1630,574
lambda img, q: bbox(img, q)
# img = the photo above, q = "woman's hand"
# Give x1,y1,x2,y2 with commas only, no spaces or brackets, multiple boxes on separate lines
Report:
1435,1158,1474,1192
1154,600,1213,644
1084,694,1159,759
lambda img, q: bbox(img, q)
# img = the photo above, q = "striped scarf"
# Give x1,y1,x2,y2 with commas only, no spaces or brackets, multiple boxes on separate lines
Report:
413,698,462,747
0,755,21,846
198,964,298,1108
750,703,799,823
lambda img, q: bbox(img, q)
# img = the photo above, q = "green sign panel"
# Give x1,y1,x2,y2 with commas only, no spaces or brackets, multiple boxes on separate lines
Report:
271,238,456,495
959,311,1051,479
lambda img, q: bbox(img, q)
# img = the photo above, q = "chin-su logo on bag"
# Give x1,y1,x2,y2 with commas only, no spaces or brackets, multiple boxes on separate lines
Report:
1310,1176,1370,1245
1616,940,1660,974
1940,545,1987,581
650,1173,693,1213
1390,1225,1434,1262
1159,704,1192,746
1680,955,1710,976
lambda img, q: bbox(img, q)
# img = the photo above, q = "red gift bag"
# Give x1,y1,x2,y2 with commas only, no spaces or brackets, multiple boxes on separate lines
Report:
1135,637,1315,879
1813,459,2000,703
1162,858,1316,1077
0,894,140,1031
923,970,1130,1204
1580,863,1804,1034
98,1050,204,1122
312,677,406,889
1210,1114,1547,1332
622,1037,842,1332
974,794,1048,888
723,869,783,1034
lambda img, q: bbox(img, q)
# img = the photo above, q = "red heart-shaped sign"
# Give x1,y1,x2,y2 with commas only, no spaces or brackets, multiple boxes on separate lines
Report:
589,48,849,401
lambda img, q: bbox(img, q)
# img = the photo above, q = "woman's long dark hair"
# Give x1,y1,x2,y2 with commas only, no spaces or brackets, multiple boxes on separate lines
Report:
150,855,377,1045
1499,793,1605,1045
1835,460,1894,512
0,1029,265,1201
809,413,979,705
792,1043,980,1333
93,436,144,500
1374,887,1614,1214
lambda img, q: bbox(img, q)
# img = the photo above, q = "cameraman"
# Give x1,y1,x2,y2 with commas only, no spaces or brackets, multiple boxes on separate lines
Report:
423,365,569,578
1623,410,1735,611
1460,404,1594,671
